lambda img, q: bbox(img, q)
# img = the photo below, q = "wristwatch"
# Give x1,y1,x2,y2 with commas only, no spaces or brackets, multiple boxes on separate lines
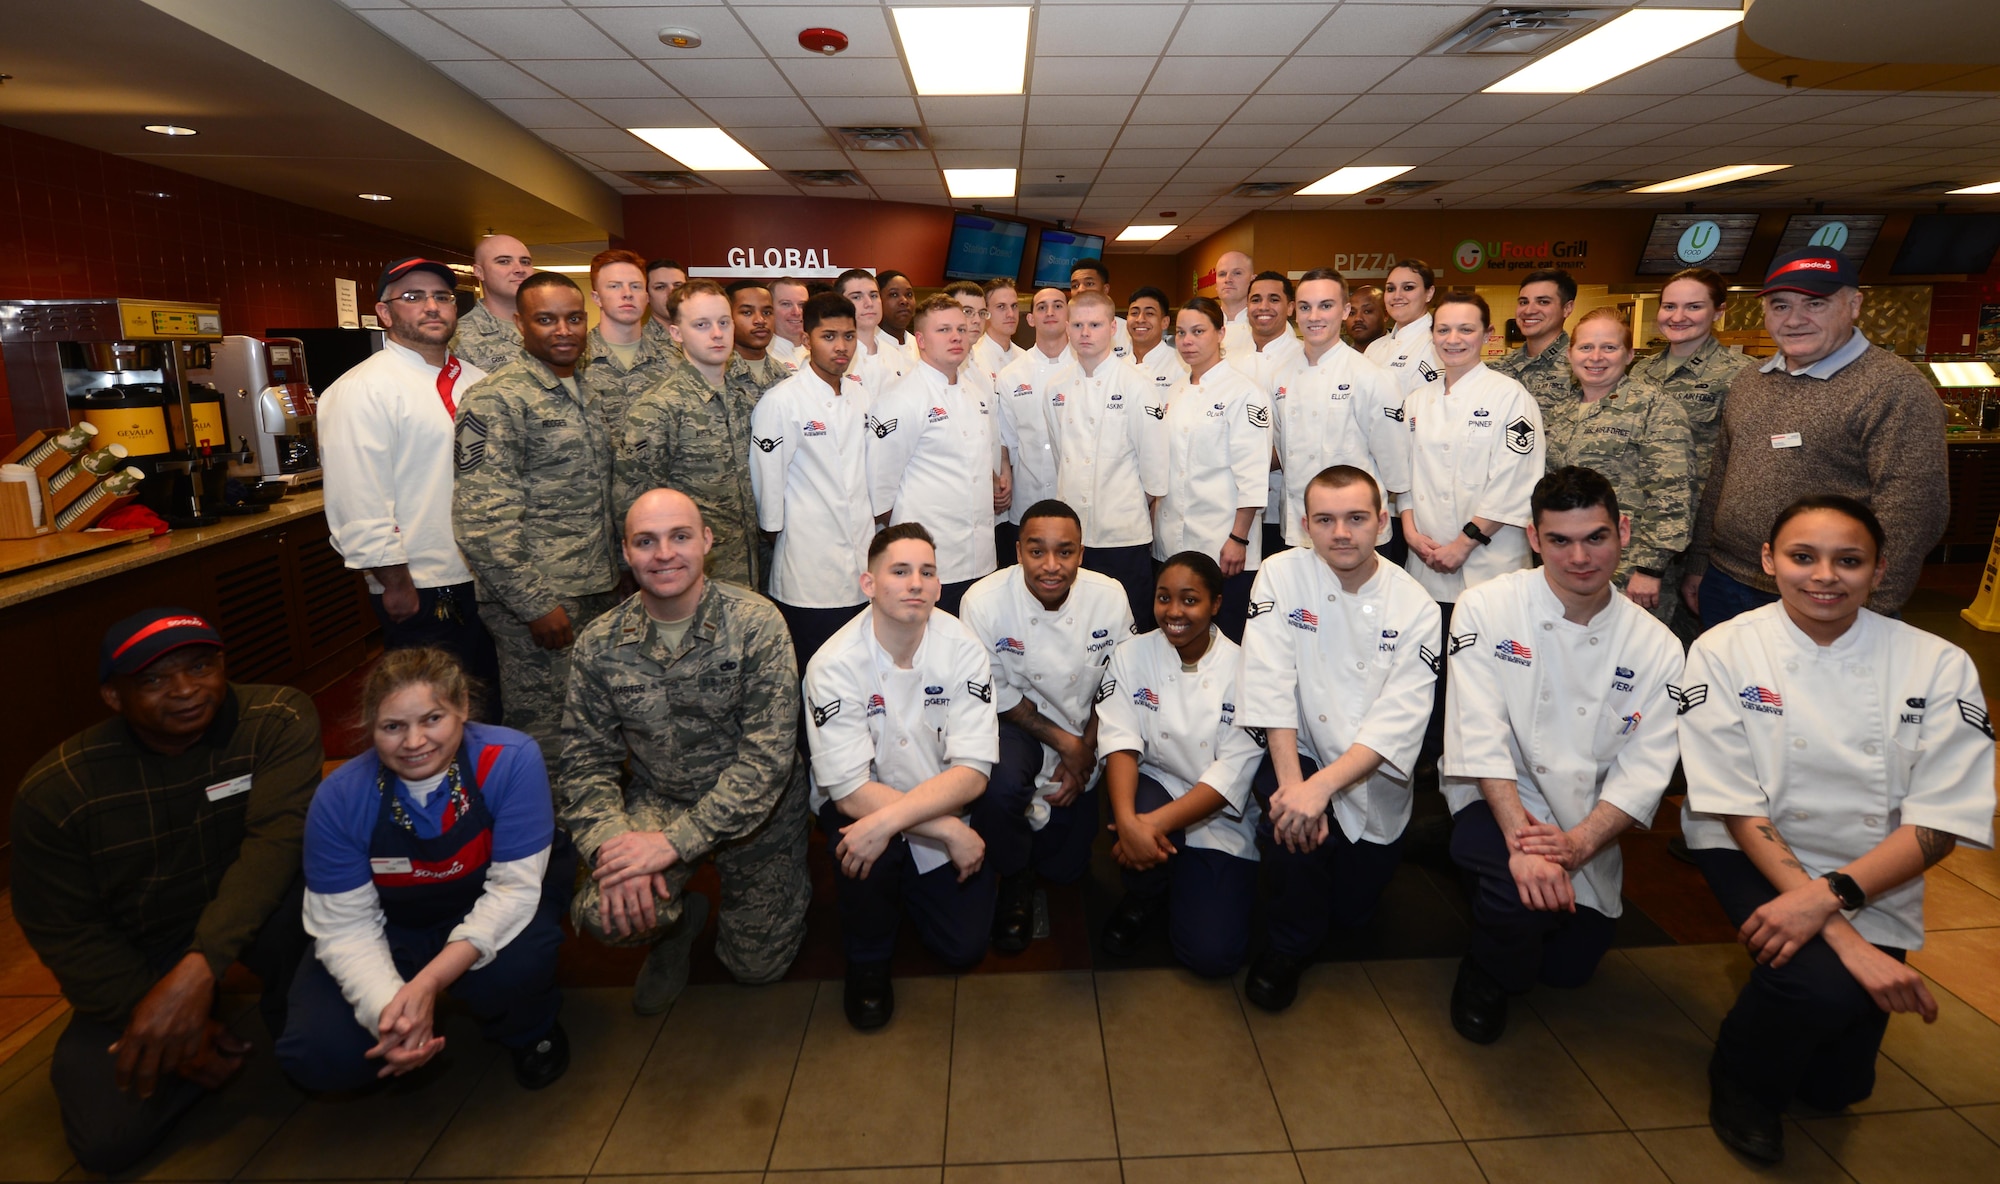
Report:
1634,565,1664,578
1823,870,1866,911
1462,521,1491,546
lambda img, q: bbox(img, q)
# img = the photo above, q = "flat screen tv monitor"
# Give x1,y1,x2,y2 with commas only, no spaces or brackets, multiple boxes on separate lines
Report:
943,214,1029,282
1635,212,1760,276
1032,229,1108,289
1774,214,1885,268
1890,213,2000,275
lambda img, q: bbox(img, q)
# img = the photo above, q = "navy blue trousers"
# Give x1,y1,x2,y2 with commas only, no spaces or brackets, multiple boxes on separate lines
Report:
817,799,998,967
975,721,1101,883
1251,753,1406,958
1449,799,1616,993
1696,567,1780,632
374,581,503,723
1083,542,1157,637
774,599,863,678
1696,847,1902,1111
1121,775,1259,977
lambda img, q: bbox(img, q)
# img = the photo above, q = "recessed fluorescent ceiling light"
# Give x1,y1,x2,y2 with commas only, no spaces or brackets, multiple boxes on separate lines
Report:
893,6,1030,95
1297,166,1415,196
1950,181,2000,195
539,265,593,274
1632,164,1790,194
358,193,391,201
627,127,766,171
1931,361,2000,387
1117,225,1177,241
944,168,1016,198
143,124,197,136
1486,9,1744,94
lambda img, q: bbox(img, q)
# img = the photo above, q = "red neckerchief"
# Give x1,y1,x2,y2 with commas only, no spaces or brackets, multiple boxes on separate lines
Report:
436,355,463,418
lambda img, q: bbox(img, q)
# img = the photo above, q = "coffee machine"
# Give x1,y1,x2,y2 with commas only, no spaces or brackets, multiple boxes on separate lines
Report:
193,335,322,487
0,298,231,524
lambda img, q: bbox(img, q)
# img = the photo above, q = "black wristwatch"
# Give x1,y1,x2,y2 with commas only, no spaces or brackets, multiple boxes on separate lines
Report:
1634,565,1664,578
1462,521,1491,546
1823,870,1866,911
1228,533,1251,547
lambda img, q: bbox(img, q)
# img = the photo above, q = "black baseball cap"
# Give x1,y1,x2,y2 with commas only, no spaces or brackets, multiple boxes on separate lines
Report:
376,257,459,301
99,607,224,682
1760,248,1861,297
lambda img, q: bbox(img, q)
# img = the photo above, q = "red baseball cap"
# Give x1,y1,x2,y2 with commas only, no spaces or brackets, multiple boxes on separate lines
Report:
99,608,223,682
1760,248,1861,297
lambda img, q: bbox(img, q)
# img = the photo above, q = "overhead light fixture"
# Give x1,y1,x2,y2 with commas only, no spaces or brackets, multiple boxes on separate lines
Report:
892,6,1030,96
1297,166,1415,196
944,168,1015,198
1949,181,2000,195
1633,164,1790,194
1117,225,1177,242
358,193,392,202
143,123,197,136
657,27,702,49
539,265,593,274
627,127,766,171
1931,361,2000,387
1485,8,1744,94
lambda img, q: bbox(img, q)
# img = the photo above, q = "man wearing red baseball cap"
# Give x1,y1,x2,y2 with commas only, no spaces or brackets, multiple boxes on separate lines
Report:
1682,247,1946,626
11,609,322,1172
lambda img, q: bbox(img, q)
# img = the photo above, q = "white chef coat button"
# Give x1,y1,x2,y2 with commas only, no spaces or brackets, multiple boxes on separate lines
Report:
1576,706,1587,716
1356,661,1367,670
1030,619,1038,627
1862,742,1878,755
1540,692,1551,702
1854,666,1870,677
1785,661,1798,673
1327,594,1336,603
1588,637,1599,646
1318,714,1328,722
1161,731,1171,739
1864,815,1881,828
1032,673,1042,681
1200,740,1208,748
1791,809,1809,820
1442,443,1451,451
1202,678,1211,688
1792,738,1806,749
1535,765,1549,775
898,738,908,748
1362,604,1375,614
1542,622,1553,631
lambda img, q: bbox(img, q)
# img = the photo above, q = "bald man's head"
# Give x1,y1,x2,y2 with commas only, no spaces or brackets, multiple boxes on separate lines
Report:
624,488,711,606
472,235,534,305
625,487,702,538
1214,251,1253,309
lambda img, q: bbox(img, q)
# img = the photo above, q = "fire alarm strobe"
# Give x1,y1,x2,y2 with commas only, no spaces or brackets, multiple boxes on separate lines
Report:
799,27,848,55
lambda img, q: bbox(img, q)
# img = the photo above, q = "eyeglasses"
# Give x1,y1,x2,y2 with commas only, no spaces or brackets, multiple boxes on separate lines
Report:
385,290,458,305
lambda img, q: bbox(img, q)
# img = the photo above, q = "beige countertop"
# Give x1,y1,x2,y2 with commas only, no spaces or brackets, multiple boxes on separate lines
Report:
0,490,325,611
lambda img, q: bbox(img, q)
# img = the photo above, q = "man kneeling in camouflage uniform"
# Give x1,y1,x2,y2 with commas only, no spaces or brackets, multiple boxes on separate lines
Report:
559,489,810,1012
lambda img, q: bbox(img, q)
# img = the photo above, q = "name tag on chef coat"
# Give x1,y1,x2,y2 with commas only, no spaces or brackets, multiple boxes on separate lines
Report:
369,857,414,875
1770,431,1802,449
204,773,253,802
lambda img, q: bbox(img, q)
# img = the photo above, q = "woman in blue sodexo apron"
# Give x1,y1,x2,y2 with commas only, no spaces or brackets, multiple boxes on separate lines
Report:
277,648,573,1091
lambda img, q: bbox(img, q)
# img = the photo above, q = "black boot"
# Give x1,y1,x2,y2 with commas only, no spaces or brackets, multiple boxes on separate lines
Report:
1708,1056,1784,1163
844,960,895,1031
1243,949,1310,1013
991,869,1035,954
1100,892,1161,957
1449,956,1507,1044
511,1022,570,1090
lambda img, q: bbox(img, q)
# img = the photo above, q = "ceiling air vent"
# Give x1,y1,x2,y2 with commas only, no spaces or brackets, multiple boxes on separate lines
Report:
1428,7,1605,55
1704,179,1786,194
1021,181,1092,199
789,169,861,187
1231,181,1298,197
1891,179,1963,194
835,126,929,152
1568,179,1640,193
619,170,713,190
1372,178,1444,195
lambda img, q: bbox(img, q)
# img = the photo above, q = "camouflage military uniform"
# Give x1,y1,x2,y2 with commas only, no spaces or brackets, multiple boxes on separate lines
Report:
560,582,808,983
617,355,765,589
1635,338,1751,639
453,352,620,755
450,301,524,375
1491,332,1573,425
1543,372,1694,620
582,326,677,442
738,352,796,395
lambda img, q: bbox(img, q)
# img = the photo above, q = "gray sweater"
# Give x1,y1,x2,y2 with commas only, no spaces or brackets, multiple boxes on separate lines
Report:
1685,344,1947,612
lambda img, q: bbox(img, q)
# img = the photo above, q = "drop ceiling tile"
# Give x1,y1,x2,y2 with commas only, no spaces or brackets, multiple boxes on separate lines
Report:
1233,93,1355,123
758,149,855,169
1291,122,1405,148
930,125,1025,150
806,96,922,125
1165,5,1326,56
1370,55,1519,94
1032,55,1159,94
1511,146,1612,166
936,149,1018,168
518,59,679,98
1189,146,1281,168
1034,3,1181,56
1027,95,1137,124
1381,122,1508,149
1173,164,1258,182
1269,55,1406,93
582,7,769,58
873,185,947,200
1213,123,1317,148
1541,93,1663,123
1428,93,1567,123
1026,124,1123,149
535,127,655,153
694,96,820,126
1091,182,1164,197
578,150,683,170
1596,55,1759,96
920,97,1028,126
1145,57,1286,94
1116,123,1220,148
1424,144,1532,165
1095,166,1183,183
433,59,559,98
583,97,709,125
652,58,790,97
1476,122,1600,146
1336,93,1458,123
1107,146,1195,168
1022,149,1111,168
1296,4,1483,56
1130,94,1240,124
1801,125,1922,149
356,9,492,57
1619,94,1770,123
733,5,899,58
425,7,626,58
487,98,610,127
779,55,910,97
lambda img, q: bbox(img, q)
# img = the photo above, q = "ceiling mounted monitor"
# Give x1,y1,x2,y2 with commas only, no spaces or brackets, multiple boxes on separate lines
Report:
1636,212,1760,276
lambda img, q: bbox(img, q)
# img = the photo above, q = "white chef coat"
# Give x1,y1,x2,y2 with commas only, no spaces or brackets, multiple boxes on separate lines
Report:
1270,341,1410,548
1236,549,1441,845
1048,356,1168,549
768,335,804,372
1228,334,1303,542
803,606,1000,875
1441,568,1685,918
995,345,1072,526
749,365,872,609
1223,307,1253,358
867,362,1002,585
845,326,907,400
972,334,1020,389
319,339,486,592
1129,343,1189,399
960,565,1133,826
1153,362,1271,567
1402,364,1543,603
1096,628,1265,860
1110,315,1134,361
1365,315,1444,401
1679,604,1996,951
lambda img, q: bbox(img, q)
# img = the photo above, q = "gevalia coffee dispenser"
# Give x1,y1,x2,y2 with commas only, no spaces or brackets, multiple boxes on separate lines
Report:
191,335,322,487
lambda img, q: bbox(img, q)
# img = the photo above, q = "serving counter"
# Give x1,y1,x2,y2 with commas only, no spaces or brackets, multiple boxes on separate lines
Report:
0,491,377,873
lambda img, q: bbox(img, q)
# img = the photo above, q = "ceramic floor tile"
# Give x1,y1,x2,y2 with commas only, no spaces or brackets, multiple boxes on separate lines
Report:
582,1175,760,1183
1240,963,1458,1149
944,973,1116,1164
1636,1123,1857,1183
1364,958,1622,1141
761,1170,940,1183
765,978,955,1171
1526,953,1719,1130
1880,974,2000,1106
0,1001,66,1088
1294,1142,1486,1184
942,1163,1121,1184
1909,928,2000,1025
593,981,816,1176
1797,1108,2000,1184
1467,1131,1670,1184
1623,943,1750,1040
238,1010,499,1180
1922,869,2000,930
1095,968,1290,1158
1117,1152,1303,1183
416,989,663,1178
0,1065,77,1181
0,995,56,1041
1959,1102,2000,1143
1941,844,2000,899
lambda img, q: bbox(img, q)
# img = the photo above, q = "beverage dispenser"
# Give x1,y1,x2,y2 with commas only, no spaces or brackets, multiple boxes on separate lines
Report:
195,335,322,486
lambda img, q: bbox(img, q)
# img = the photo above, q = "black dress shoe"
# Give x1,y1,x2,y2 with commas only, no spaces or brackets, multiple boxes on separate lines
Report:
844,960,895,1031
512,1022,570,1090
991,869,1035,954
1100,893,1161,957
1243,949,1310,1013
1708,1059,1784,1164
1449,956,1507,1044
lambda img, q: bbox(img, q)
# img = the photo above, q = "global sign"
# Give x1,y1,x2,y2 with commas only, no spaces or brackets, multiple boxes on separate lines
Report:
1677,220,1722,265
